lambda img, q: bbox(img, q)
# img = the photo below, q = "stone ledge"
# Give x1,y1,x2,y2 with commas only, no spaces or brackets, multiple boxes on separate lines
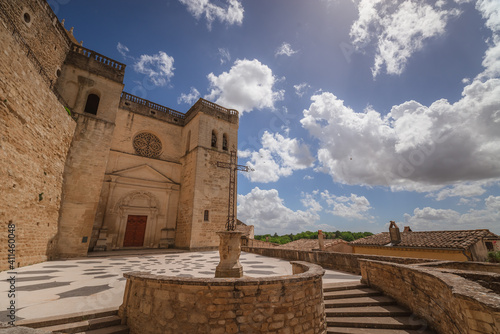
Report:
359,259,500,334
120,261,326,334
123,261,325,286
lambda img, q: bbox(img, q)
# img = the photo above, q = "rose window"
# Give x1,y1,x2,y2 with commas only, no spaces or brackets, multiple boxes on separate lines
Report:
133,132,162,158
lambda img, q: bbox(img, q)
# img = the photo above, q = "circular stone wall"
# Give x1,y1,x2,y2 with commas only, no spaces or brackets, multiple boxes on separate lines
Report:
119,261,326,334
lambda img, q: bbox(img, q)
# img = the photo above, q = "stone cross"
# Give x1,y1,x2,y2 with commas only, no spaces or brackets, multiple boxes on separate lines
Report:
217,151,251,231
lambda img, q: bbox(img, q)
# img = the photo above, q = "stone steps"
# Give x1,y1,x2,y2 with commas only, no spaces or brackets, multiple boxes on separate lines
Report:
327,316,427,330
324,283,435,334
324,288,382,300
326,305,412,317
327,327,436,334
17,309,129,334
74,325,130,334
325,295,397,308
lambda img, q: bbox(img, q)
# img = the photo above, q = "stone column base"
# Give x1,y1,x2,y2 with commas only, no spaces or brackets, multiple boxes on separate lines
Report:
215,231,243,278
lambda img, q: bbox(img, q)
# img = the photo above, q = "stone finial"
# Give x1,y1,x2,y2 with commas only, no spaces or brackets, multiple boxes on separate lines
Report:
318,230,325,251
389,221,401,245
61,19,65,26
69,27,74,35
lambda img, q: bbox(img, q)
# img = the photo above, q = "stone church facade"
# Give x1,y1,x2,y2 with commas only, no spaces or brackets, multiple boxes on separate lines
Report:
0,0,239,269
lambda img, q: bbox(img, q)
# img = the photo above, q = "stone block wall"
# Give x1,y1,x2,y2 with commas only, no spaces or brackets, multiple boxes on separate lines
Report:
360,260,500,334
0,13,76,270
0,0,71,86
189,148,233,249
56,115,115,258
119,261,326,334
243,246,436,275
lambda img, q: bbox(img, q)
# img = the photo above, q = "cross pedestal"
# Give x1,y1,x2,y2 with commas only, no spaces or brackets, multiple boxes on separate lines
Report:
215,231,244,278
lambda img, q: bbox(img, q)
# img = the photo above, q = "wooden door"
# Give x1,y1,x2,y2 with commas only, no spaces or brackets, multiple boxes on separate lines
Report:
123,215,147,247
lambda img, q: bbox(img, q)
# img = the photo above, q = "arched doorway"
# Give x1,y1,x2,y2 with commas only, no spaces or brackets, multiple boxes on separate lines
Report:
115,191,160,248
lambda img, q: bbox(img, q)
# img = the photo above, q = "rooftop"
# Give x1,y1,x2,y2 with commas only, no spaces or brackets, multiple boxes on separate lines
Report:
278,238,347,251
350,229,498,250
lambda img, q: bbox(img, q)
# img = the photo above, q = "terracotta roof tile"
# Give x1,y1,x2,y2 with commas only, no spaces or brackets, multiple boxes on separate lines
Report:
349,229,497,250
278,239,345,251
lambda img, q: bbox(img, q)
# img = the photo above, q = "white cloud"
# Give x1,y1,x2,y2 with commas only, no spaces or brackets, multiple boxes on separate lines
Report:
275,42,298,57
237,187,320,234
218,48,231,64
427,181,500,201
321,190,374,221
313,2,500,191
179,0,244,29
350,0,461,77
177,87,200,105
304,175,314,180
294,82,310,97
240,131,314,183
301,191,323,212
117,42,129,58
300,79,500,191
476,0,500,80
205,59,285,113
458,197,481,206
133,51,175,86
404,196,500,233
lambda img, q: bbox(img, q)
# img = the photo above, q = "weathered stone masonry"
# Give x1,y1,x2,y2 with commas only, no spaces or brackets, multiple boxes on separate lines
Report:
119,261,326,334
0,0,76,270
360,260,500,334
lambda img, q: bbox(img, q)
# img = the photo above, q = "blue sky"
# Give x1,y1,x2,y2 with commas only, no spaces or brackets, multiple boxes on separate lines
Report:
51,0,500,235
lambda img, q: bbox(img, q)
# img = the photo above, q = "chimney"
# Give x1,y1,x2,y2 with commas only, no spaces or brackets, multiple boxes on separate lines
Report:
318,230,325,251
403,226,412,233
389,221,401,245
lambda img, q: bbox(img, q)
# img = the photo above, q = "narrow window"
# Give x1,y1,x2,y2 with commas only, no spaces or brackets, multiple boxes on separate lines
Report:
222,134,228,151
486,242,494,251
204,210,209,221
84,94,100,115
211,130,217,148
186,130,191,154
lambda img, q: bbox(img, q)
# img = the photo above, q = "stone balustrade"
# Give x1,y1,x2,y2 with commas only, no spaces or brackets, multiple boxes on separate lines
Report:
71,44,126,71
185,98,239,125
120,92,186,123
66,44,125,82
119,261,326,334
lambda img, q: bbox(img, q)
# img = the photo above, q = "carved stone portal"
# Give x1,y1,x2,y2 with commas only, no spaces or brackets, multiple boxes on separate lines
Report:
215,231,244,278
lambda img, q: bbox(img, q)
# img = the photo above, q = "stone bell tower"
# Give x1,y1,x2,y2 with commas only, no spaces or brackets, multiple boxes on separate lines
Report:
54,42,125,258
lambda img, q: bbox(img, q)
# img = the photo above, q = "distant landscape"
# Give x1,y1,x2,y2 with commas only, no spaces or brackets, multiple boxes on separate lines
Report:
254,231,374,245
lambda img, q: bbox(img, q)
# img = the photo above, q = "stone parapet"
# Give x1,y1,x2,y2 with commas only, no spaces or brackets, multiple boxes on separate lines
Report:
65,44,126,83
119,92,185,126
359,260,500,334
118,93,238,128
185,98,239,126
242,246,436,275
119,261,326,334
